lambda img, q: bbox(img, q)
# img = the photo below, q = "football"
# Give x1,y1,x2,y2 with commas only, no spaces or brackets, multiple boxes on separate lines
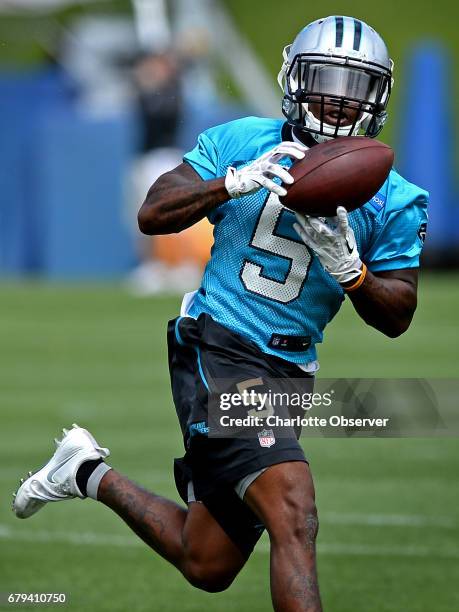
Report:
281,136,394,216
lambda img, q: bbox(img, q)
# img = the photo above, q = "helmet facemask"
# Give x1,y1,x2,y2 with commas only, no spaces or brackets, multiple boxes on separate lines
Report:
279,48,393,142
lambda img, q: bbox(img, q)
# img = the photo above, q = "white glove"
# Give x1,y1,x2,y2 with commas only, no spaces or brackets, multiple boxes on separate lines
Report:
225,141,306,199
293,206,363,285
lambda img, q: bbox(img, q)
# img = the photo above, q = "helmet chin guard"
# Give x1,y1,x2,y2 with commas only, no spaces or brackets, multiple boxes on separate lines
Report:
302,104,365,143
278,16,394,141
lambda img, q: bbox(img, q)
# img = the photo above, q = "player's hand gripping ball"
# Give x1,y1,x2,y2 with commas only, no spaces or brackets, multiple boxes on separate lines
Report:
225,142,306,198
281,136,394,216
294,207,363,285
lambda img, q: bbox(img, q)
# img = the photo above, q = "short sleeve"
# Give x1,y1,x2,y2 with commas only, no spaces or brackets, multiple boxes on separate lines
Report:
183,131,219,181
365,192,429,271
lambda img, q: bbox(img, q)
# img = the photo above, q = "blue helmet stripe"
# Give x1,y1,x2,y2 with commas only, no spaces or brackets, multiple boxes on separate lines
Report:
335,16,344,47
353,19,363,51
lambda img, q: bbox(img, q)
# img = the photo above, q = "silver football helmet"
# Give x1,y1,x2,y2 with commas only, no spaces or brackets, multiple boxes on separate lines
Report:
278,16,394,143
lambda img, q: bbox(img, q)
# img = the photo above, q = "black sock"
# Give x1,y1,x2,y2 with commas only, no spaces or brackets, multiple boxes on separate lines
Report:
76,459,105,497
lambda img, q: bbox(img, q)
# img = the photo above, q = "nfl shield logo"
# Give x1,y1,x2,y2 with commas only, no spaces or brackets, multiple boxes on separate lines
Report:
258,429,276,448
418,222,427,243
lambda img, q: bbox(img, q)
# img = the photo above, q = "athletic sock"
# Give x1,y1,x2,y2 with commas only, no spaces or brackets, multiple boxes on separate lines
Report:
76,459,112,500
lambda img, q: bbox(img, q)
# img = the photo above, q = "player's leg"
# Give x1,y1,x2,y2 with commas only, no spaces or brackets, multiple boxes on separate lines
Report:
244,461,322,612
97,468,246,592
12,425,246,593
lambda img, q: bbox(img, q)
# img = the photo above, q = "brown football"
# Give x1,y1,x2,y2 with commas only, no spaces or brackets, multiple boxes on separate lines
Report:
281,136,394,216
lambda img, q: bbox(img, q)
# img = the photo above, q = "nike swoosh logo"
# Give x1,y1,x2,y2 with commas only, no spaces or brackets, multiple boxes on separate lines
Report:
46,450,80,484
345,239,353,255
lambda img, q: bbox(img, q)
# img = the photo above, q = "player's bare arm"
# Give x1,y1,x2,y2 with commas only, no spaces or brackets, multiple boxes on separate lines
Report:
138,162,227,235
138,141,306,235
294,208,421,338
347,267,418,337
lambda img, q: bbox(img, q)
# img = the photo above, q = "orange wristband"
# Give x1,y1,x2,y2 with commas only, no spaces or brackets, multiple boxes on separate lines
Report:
344,263,367,292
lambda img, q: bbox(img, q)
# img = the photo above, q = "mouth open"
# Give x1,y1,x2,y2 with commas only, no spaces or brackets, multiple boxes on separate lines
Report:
306,97,364,132
321,106,362,128
323,104,359,126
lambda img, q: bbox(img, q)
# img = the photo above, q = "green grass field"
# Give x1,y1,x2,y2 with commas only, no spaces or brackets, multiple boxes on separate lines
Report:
1,275,458,611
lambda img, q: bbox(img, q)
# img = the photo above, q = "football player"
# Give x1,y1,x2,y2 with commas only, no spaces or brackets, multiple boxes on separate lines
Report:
14,16,428,612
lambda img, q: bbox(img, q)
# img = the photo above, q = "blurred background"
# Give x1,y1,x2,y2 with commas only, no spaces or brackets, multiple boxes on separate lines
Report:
0,0,458,287
0,2,458,611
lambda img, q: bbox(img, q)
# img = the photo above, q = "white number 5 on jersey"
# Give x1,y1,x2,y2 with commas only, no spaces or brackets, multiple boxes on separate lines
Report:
240,194,312,303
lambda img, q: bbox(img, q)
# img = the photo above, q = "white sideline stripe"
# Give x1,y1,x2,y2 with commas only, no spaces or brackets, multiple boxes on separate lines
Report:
2,471,456,531
321,511,457,529
2,524,459,560
0,524,137,548
311,543,459,560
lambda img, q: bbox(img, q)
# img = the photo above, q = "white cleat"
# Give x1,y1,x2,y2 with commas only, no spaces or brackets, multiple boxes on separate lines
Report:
13,424,110,519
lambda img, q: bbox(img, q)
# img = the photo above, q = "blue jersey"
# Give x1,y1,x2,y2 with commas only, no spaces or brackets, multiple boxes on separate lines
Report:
183,117,428,364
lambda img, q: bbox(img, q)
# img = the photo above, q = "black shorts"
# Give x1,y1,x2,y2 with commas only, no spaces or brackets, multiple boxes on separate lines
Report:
167,313,312,557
